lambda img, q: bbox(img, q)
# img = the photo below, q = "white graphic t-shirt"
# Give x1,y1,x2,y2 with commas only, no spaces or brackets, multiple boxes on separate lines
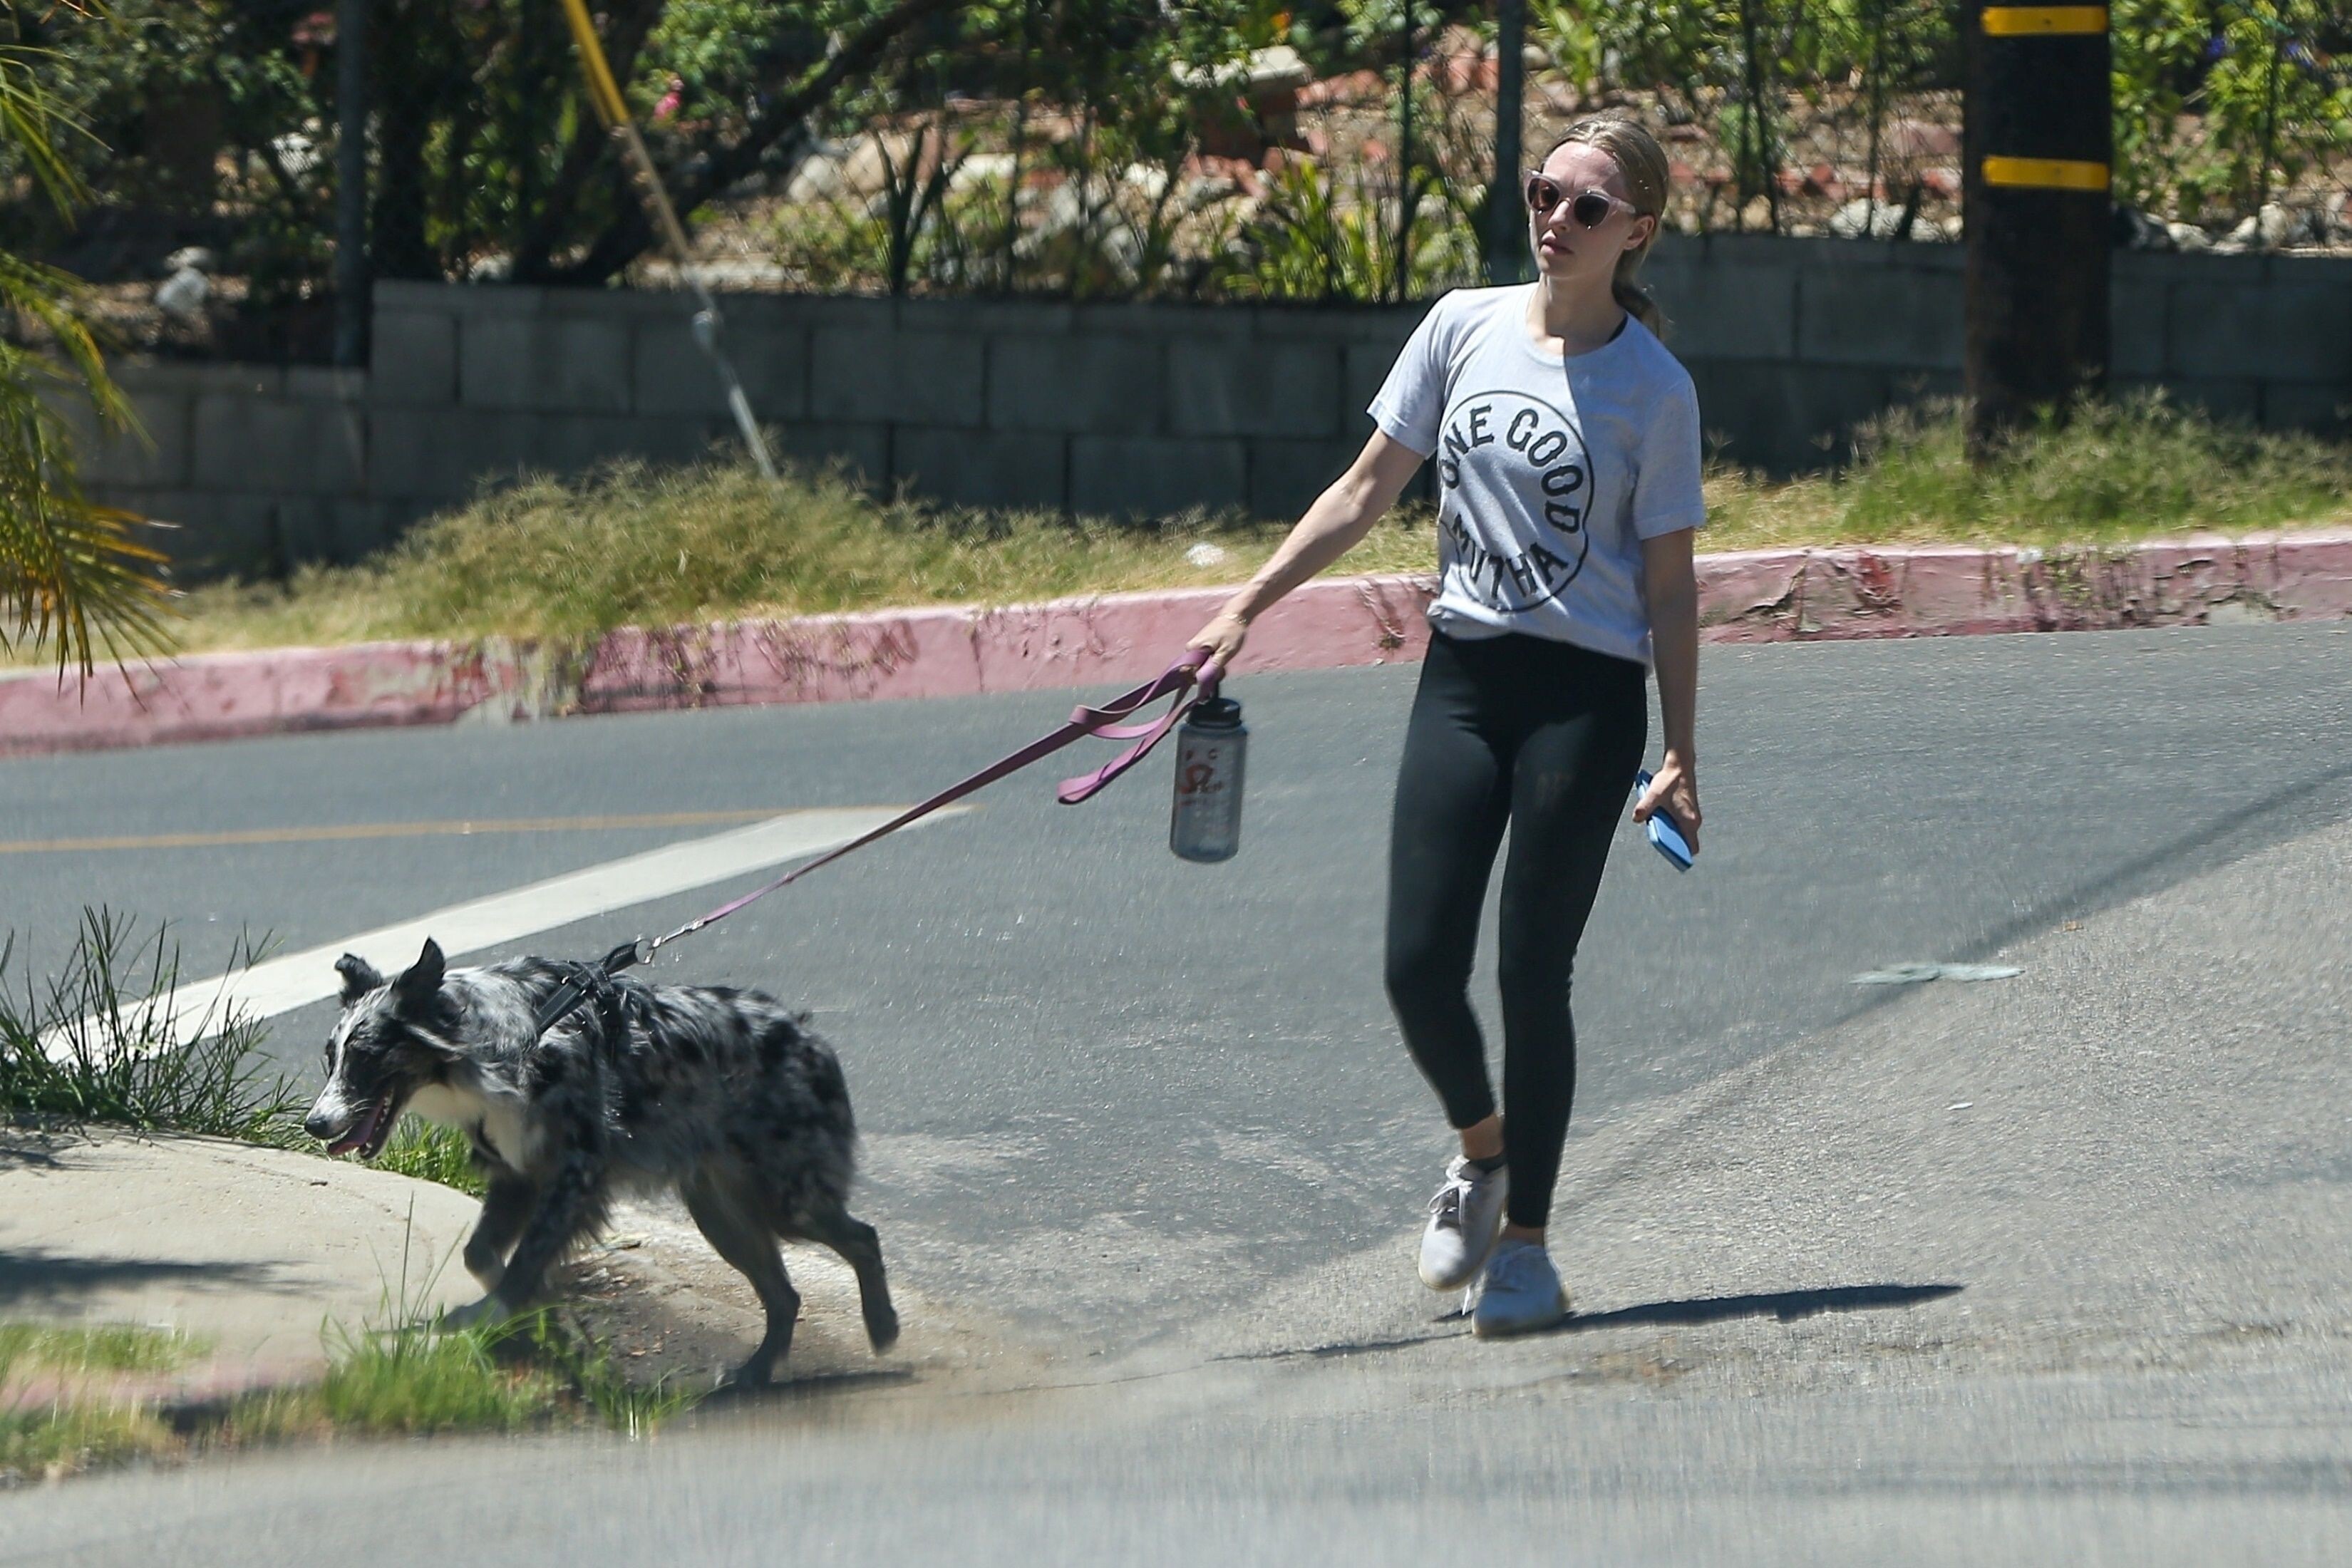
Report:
1367,284,1706,666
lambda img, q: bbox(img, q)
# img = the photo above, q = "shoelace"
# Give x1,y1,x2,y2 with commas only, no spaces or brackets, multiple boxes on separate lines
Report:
1426,1175,1472,1232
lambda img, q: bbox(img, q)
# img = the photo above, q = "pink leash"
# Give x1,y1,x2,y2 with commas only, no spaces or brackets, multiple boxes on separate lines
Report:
533,649,1221,1033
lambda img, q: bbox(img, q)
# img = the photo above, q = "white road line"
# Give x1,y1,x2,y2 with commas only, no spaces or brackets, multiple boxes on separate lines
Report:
75,805,966,1048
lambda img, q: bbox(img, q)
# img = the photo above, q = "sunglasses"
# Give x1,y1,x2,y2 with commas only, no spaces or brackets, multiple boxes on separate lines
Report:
1524,175,1641,228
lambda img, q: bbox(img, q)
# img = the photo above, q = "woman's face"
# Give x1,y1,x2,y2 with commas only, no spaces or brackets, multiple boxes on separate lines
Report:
1527,141,1656,287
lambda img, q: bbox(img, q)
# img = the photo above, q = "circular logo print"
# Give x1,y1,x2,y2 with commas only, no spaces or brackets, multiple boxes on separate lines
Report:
1434,390,1593,614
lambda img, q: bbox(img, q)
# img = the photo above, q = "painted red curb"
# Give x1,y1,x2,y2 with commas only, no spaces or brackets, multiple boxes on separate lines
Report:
5,531,2348,758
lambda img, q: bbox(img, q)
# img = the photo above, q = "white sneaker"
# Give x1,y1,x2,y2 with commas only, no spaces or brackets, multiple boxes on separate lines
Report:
1418,1155,1509,1290
1468,1238,1570,1339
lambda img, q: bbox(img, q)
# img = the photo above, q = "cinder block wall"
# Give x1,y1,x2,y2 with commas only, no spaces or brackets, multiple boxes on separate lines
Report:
73,240,2352,579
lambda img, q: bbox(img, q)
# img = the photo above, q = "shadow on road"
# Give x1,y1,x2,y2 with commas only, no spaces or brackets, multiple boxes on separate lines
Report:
0,1247,282,1311
699,1366,919,1408
1554,1280,1964,1332
1229,1280,1965,1363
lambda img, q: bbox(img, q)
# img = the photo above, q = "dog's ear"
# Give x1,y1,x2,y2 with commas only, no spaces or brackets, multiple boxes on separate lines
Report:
391,938,445,1014
334,954,385,1007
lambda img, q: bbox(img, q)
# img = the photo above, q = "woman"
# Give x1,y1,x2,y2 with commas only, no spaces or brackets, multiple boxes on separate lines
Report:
1187,115,1705,1338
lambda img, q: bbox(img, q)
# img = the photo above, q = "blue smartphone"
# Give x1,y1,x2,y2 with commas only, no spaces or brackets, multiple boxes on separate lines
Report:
1633,769,1695,871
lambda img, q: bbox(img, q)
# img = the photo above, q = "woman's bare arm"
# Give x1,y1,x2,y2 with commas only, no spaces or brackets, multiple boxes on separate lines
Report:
1186,432,1430,667
1632,527,1702,850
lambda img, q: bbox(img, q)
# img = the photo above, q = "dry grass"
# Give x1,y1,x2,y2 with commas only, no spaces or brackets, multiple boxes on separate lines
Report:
156,459,1445,655
17,393,2352,665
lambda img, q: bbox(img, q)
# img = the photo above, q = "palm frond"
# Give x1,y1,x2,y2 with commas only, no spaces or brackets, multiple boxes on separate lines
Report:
0,347,172,671
0,249,132,427
0,19,173,675
0,43,98,218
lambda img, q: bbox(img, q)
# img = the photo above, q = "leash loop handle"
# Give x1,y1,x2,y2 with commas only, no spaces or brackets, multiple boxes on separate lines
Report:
1054,647,1216,805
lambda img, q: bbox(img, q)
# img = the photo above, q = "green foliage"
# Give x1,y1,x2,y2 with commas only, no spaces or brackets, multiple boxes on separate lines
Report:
2108,3,2352,222
98,393,2348,664
500,1309,695,1438
9,1,336,295
637,0,796,128
310,1318,566,1435
1531,0,1733,93
0,15,170,674
1216,154,1479,301
376,1118,488,1197
0,909,301,1144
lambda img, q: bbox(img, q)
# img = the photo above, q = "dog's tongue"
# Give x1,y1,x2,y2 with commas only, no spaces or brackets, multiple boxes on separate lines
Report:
327,1101,382,1157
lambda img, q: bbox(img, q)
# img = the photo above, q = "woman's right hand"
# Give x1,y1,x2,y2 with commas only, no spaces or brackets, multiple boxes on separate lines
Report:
1187,607,1250,674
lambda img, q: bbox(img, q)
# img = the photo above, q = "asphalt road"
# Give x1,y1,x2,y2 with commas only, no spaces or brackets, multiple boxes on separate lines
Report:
4,621,2351,1561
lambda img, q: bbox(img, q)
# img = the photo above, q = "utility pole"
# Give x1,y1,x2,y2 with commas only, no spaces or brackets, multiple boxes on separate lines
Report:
333,0,369,368
1963,2,2110,456
1486,0,1527,285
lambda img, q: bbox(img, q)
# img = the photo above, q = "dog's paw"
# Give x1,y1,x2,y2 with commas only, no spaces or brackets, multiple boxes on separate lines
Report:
439,1294,510,1333
713,1358,777,1396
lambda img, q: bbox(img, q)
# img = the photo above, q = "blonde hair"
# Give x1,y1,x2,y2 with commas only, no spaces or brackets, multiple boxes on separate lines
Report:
1543,115,1672,333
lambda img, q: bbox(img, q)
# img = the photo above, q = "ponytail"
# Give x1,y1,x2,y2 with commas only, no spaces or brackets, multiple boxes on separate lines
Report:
1613,277,1661,334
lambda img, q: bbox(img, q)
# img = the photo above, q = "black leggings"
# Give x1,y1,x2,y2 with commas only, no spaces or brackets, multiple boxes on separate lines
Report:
1384,630,1648,1229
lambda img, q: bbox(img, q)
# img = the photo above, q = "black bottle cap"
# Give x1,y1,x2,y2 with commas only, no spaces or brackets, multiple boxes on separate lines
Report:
1187,695,1244,729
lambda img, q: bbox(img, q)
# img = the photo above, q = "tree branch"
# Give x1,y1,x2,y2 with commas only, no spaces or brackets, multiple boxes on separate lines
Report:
551,0,968,287
512,0,667,281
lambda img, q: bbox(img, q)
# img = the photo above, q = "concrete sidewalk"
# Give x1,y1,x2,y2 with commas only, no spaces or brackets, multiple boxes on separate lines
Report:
6,531,2350,758
0,1128,969,1410
1,1130,480,1405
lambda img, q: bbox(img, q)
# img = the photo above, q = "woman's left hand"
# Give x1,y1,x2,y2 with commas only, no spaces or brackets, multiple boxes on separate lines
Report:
1632,751,1701,854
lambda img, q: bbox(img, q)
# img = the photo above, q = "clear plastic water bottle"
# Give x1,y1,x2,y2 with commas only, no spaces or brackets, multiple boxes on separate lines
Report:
1170,695,1247,863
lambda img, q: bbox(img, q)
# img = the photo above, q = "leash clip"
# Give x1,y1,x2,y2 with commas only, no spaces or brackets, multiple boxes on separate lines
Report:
532,937,651,1038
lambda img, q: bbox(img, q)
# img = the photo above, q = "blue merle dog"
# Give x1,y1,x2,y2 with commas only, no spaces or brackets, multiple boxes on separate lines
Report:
303,938,897,1385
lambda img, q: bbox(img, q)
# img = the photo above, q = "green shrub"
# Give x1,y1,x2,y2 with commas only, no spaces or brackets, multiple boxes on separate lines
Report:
376,1118,488,1197
0,910,299,1144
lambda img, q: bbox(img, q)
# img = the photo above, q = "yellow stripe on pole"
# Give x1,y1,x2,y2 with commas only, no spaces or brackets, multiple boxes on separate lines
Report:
1981,6,2108,34
1982,155,2110,192
557,0,631,127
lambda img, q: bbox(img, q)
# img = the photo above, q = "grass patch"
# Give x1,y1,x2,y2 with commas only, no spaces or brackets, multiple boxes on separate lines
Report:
1707,393,2352,553
220,1311,688,1449
0,1402,174,1480
376,1118,488,1197
310,1319,564,1436
23,393,2341,664
2,1311,693,1481
0,1324,202,1481
0,909,301,1144
0,1324,205,1383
